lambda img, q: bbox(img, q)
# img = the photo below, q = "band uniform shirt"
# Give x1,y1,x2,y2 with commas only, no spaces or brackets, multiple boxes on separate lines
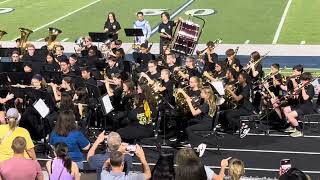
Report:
225,58,242,70
162,80,175,105
198,102,211,120
298,84,315,104
158,20,175,44
203,53,218,72
186,67,201,78
237,84,254,111
249,63,263,83
104,20,121,40
147,71,160,80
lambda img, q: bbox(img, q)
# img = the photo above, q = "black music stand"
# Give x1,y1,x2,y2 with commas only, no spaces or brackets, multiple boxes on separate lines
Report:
124,28,144,49
89,32,112,42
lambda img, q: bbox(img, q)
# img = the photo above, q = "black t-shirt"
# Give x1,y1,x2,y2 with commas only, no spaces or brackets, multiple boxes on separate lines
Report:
162,80,175,104
158,21,175,43
213,71,226,79
120,93,134,111
186,67,201,78
249,63,263,82
147,72,160,80
203,53,218,72
225,58,242,69
110,87,123,110
188,89,201,98
198,102,211,120
104,20,121,33
298,84,315,104
237,84,253,111
132,52,154,71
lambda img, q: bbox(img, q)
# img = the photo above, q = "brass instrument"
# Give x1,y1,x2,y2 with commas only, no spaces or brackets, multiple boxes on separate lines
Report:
173,86,201,112
74,37,85,55
243,51,270,73
150,80,163,105
47,27,62,51
196,38,222,60
19,27,33,54
0,30,7,41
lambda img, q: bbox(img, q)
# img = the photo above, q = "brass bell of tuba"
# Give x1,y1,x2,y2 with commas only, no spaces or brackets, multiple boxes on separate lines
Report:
47,27,62,51
19,27,33,54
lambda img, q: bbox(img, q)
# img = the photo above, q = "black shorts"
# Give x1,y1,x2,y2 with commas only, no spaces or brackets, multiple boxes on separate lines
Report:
292,103,315,118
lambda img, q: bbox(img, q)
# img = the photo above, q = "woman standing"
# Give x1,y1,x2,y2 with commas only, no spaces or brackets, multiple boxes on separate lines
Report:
49,110,90,170
104,12,121,41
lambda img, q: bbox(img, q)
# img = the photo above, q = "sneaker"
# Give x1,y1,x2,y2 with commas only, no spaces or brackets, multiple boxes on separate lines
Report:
215,124,222,129
182,143,191,147
169,137,177,142
196,143,207,157
284,126,296,133
290,130,303,137
240,125,250,138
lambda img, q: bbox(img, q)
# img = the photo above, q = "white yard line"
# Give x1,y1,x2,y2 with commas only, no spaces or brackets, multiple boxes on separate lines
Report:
272,0,292,44
61,38,69,42
36,38,44,42
150,0,195,35
244,40,250,44
300,40,306,45
11,0,102,40
0,0,12,4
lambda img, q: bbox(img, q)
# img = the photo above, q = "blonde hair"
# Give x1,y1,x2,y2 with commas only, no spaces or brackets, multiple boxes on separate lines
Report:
7,117,18,130
175,147,198,165
229,158,245,180
190,76,202,89
201,86,216,117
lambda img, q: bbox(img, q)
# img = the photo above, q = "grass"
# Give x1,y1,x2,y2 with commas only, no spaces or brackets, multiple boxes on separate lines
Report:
278,0,320,44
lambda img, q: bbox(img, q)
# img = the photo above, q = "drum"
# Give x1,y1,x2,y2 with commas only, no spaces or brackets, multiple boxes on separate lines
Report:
171,21,200,55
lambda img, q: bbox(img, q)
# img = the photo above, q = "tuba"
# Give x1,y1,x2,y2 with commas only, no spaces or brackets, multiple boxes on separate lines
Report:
47,27,62,51
0,30,7,41
19,27,33,54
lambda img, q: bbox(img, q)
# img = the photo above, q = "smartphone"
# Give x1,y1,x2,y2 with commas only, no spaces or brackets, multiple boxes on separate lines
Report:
280,159,291,174
127,145,137,152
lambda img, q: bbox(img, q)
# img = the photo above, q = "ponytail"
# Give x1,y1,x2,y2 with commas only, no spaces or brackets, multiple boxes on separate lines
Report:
54,142,72,173
7,118,17,130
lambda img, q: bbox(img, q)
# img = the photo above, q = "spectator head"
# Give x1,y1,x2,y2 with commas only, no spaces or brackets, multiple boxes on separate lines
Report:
152,151,174,180
6,108,21,130
11,136,26,154
107,132,122,151
11,51,20,62
54,142,72,173
175,158,206,180
279,168,308,180
110,151,124,169
54,110,77,136
175,147,198,166
228,158,245,180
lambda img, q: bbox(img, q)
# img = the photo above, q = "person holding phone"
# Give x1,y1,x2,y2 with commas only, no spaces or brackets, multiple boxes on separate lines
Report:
100,144,151,180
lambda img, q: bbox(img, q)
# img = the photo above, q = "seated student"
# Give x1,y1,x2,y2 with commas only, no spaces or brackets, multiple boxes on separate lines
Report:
49,110,90,170
100,145,151,180
0,137,43,180
87,131,133,180
0,108,36,162
46,142,80,180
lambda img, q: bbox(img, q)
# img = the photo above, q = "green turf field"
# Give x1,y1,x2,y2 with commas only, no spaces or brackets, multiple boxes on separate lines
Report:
0,0,319,44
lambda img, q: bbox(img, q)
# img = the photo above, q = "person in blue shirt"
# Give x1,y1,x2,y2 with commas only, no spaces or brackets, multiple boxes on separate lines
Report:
49,110,90,170
133,11,151,45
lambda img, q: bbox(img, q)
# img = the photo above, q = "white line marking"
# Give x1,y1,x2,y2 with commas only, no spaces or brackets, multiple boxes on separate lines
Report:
36,38,44,42
300,40,306,45
0,0,12,4
11,0,102,40
272,0,292,44
244,40,250,44
61,38,69,42
204,147,320,155
150,0,195,35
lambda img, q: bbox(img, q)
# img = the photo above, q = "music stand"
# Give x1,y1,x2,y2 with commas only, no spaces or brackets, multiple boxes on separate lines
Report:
89,32,112,42
124,28,144,49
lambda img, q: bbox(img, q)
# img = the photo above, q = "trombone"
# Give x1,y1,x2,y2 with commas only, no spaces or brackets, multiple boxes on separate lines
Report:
196,38,222,59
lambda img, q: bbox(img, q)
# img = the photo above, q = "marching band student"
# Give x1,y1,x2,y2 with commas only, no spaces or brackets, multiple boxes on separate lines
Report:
133,43,155,71
225,48,241,73
222,72,253,137
134,12,151,45
202,41,219,72
103,12,121,41
179,86,216,148
158,12,175,54
282,72,315,137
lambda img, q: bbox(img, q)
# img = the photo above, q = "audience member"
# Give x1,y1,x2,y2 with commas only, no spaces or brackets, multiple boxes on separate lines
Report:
49,110,90,169
46,142,80,180
87,131,133,180
0,136,43,180
152,151,175,180
100,145,151,180
0,108,36,162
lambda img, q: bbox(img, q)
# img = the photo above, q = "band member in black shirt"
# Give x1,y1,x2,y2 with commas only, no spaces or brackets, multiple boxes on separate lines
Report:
202,41,219,72
225,68,238,85
158,12,176,54
225,48,241,73
59,59,75,77
282,72,314,137
103,12,121,41
203,61,226,82
141,60,160,82
165,53,178,72
158,69,175,108
132,43,155,71
81,66,97,86
223,72,253,133
185,56,201,79
182,86,216,147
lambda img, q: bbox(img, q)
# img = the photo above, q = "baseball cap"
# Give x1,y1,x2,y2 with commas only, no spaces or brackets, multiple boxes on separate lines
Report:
6,108,21,122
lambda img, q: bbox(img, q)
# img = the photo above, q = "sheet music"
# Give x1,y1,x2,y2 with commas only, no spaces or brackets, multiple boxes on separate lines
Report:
33,98,50,118
210,81,225,95
101,94,114,114
312,78,320,95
